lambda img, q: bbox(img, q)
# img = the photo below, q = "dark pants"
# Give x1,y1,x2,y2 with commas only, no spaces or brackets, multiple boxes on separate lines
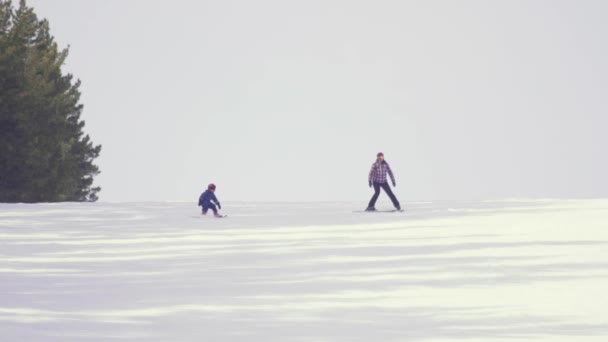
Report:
202,203,217,214
368,182,400,209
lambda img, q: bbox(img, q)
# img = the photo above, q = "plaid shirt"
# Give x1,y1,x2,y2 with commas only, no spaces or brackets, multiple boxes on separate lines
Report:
369,161,395,184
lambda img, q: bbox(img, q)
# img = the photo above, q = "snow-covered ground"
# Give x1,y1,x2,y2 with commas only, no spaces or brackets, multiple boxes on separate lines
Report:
1,199,608,341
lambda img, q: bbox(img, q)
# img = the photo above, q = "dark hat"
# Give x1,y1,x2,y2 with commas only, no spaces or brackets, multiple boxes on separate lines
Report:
208,183,216,190
377,152,384,157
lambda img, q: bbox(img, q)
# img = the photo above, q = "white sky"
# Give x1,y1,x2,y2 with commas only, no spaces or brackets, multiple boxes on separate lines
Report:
26,0,608,202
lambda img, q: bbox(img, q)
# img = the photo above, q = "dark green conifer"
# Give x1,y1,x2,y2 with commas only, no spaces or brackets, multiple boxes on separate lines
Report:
0,0,101,202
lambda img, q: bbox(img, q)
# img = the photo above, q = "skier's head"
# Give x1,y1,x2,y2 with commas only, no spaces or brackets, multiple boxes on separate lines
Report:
208,183,216,191
376,152,384,161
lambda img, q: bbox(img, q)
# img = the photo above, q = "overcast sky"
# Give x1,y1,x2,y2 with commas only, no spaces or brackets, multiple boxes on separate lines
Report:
26,0,608,203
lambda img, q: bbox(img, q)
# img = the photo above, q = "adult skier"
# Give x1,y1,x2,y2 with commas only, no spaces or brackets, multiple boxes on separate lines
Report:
198,183,222,217
366,152,401,211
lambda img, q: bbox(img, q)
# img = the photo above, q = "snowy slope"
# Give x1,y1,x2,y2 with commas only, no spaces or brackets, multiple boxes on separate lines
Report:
1,200,608,341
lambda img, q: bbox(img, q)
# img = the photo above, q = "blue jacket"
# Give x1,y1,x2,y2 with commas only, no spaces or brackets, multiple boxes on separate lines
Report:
198,190,220,207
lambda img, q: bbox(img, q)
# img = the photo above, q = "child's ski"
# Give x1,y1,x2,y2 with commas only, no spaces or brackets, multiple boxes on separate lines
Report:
353,209,404,213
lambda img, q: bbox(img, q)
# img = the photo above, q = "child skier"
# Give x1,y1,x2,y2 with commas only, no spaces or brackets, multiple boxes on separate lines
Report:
198,183,222,217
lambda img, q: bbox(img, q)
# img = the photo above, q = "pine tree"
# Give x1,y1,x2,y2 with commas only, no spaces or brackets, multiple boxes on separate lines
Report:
0,0,101,202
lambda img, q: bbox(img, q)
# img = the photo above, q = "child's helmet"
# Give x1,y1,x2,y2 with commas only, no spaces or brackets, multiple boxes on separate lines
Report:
208,183,216,190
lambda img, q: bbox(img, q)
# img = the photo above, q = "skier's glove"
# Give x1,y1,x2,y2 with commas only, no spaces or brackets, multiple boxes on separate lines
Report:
217,203,221,210
369,181,372,188
392,181,396,187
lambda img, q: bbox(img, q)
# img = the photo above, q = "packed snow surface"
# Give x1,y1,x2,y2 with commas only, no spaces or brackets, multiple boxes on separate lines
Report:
1,199,608,341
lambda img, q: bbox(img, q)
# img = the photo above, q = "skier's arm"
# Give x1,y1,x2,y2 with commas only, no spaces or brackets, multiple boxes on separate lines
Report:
212,194,221,209
387,165,396,186
368,164,375,184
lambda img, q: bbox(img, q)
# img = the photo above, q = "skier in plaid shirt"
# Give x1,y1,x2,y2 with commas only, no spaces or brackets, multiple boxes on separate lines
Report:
366,152,401,211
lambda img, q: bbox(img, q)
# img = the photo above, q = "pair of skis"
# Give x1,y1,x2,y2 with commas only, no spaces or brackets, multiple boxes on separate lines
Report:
354,209,405,213
194,214,227,218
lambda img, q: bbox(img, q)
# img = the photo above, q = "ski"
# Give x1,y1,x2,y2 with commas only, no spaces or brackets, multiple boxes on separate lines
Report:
353,209,404,213
192,215,227,218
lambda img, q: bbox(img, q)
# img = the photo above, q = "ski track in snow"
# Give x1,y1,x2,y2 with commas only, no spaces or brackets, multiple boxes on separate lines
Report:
1,200,608,341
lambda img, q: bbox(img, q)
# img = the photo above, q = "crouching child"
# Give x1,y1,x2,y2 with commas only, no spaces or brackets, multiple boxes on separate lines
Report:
198,183,222,217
